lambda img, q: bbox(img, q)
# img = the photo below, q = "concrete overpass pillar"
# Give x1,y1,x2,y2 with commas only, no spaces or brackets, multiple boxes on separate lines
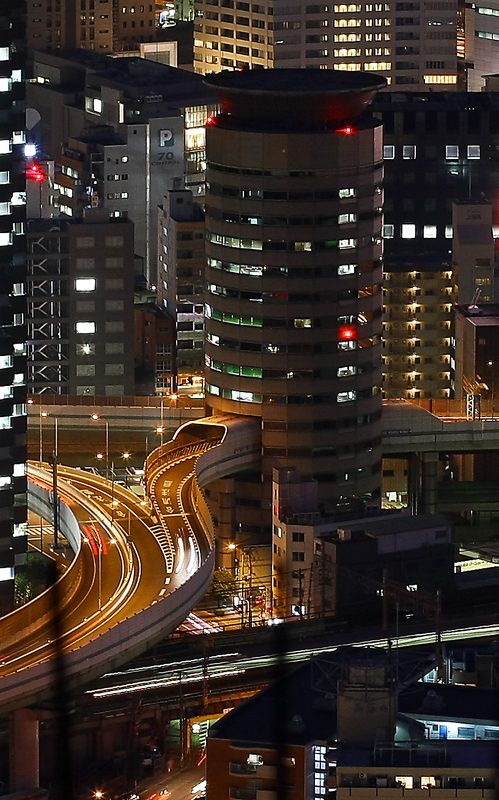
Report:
10,708,40,791
407,453,422,514
422,452,439,514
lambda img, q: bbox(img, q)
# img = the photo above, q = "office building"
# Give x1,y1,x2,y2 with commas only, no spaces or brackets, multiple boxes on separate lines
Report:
465,0,499,91
372,92,499,270
158,189,205,388
0,2,28,613
26,1,159,54
27,212,135,397
203,69,385,513
27,50,217,284
206,646,499,800
193,0,464,90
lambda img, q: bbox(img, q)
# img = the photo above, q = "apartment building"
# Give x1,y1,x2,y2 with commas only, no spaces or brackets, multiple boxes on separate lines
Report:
206,647,499,800
0,2,28,613
193,0,464,91
382,265,457,400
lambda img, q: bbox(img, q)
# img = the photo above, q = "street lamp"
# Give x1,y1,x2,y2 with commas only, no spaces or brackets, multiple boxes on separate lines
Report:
39,409,48,462
91,414,109,481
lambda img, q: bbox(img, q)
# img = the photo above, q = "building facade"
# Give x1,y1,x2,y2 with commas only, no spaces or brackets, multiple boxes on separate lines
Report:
27,212,135,397
157,189,205,388
27,51,217,285
26,0,160,54
0,2,28,612
382,265,456,400
203,70,385,510
193,0,464,90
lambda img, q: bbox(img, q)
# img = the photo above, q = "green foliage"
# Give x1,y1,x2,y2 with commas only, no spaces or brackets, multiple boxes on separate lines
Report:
14,552,58,607
211,567,237,605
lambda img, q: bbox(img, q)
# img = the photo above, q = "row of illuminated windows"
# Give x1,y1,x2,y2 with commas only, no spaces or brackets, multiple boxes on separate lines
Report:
476,29,499,39
207,356,359,380
107,192,128,199
207,383,376,404
76,342,125,356
208,210,359,225
384,144,481,159
207,232,361,250
75,278,124,291
333,17,390,25
207,257,358,278
334,32,391,40
388,223,499,239
75,321,125,333
334,47,391,55
207,183,358,201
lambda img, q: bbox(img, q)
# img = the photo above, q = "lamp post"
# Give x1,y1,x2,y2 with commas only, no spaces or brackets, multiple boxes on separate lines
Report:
91,414,109,481
50,416,59,551
97,535,103,611
39,409,48,462
487,360,495,417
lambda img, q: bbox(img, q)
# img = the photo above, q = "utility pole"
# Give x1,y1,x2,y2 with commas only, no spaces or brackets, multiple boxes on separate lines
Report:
51,417,59,551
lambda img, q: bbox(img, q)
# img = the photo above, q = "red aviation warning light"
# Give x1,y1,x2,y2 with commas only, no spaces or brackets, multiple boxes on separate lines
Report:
26,161,47,183
336,125,355,135
338,324,357,341
206,114,217,126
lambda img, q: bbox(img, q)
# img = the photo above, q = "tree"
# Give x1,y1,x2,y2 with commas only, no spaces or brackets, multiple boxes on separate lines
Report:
211,568,237,607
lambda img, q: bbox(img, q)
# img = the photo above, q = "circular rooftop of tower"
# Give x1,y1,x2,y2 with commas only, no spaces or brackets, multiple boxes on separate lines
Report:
204,68,387,124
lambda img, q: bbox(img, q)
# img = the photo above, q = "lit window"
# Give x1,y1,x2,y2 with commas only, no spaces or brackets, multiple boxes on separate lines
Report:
0,140,12,154
338,213,357,224
445,225,453,238
383,224,394,238
337,263,356,275
0,202,10,215
402,145,416,159
445,145,459,159
337,365,357,377
339,188,356,198
467,145,480,159
423,225,437,239
0,47,9,61
339,238,357,249
0,78,11,93
383,144,395,159
401,224,416,239
0,232,12,247
75,278,96,292
76,321,96,334
337,390,357,403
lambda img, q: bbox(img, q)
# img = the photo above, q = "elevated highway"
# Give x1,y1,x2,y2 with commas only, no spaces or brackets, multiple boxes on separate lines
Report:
1,414,263,790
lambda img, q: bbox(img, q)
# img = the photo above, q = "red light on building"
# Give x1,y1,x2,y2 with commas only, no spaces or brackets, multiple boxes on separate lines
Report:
338,324,357,341
206,114,217,126
26,162,47,183
336,125,354,135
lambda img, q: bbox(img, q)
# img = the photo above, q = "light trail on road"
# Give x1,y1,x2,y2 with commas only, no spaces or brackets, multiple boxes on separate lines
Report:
89,619,499,699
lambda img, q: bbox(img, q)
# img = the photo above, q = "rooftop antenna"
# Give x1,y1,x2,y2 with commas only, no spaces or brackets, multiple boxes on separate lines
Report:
467,287,481,314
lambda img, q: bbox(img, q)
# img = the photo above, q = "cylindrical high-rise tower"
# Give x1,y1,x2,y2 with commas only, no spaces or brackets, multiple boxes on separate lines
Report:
203,69,386,509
